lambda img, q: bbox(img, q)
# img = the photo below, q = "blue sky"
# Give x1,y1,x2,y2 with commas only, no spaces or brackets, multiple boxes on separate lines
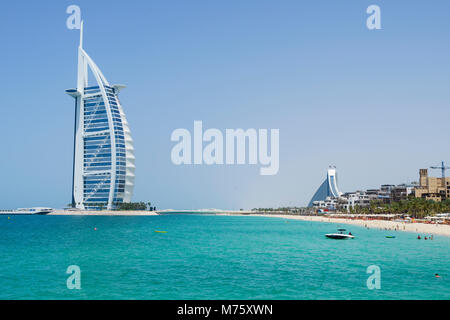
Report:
1,0,450,209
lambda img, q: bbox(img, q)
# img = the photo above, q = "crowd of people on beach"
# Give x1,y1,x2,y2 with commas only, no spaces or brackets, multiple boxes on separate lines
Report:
360,222,438,241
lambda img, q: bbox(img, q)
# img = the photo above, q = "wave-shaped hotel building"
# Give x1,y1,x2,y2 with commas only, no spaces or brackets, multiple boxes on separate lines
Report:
66,22,135,210
308,166,342,207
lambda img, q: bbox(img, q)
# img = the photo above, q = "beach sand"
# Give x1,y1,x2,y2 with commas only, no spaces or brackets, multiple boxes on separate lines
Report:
233,214,450,237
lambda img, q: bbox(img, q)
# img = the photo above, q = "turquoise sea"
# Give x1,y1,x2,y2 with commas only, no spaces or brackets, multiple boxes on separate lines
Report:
0,214,448,300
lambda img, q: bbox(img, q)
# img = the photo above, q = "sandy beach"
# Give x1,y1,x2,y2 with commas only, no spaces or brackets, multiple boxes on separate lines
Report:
237,214,450,237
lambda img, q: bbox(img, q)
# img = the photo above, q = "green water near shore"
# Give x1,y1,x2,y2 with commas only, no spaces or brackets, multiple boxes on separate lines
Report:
0,215,448,299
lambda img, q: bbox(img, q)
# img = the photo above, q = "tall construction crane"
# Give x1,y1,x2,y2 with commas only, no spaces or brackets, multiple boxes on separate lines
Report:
430,161,450,187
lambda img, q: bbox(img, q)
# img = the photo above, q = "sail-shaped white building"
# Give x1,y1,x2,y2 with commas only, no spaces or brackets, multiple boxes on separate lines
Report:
66,22,135,210
308,166,342,207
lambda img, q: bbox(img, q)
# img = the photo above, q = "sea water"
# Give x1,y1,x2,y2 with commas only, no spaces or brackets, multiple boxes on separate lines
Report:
0,215,448,299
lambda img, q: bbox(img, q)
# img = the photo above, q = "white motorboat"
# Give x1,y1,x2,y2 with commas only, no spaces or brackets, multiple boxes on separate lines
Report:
325,228,355,239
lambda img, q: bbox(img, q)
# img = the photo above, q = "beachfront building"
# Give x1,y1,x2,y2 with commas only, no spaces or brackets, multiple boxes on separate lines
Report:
391,184,415,202
312,186,415,213
312,197,338,211
414,168,450,201
310,166,447,212
342,192,370,211
65,22,135,210
308,166,343,207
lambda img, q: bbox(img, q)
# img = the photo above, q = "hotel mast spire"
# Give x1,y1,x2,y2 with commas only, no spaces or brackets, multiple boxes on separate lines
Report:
79,20,83,48
76,20,87,92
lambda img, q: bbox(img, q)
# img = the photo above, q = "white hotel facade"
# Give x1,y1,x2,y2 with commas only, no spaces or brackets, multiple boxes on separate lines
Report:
66,22,135,210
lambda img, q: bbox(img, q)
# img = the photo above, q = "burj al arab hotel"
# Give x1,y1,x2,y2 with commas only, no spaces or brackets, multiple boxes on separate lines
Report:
66,22,135,210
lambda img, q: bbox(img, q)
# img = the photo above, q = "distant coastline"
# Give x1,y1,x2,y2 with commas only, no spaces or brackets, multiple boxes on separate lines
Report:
221,213,450,238
48,210,157,216
44,209,450,237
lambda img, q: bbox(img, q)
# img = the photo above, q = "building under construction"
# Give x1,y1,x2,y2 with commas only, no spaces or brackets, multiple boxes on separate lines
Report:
415,168,450,201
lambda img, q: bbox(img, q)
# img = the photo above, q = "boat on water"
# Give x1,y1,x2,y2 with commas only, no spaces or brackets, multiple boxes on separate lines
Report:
325,228,355,239
0,207,53,215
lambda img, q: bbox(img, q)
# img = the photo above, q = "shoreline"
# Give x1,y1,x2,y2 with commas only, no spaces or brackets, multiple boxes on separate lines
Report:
41,210,450,237
225,213,450,237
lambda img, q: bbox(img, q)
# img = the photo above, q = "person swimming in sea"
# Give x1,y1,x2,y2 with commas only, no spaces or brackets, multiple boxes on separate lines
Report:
435,273,440,278
417,235,421,239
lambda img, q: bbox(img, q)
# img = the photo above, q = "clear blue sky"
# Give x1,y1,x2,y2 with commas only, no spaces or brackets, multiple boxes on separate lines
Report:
1,0,450,210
